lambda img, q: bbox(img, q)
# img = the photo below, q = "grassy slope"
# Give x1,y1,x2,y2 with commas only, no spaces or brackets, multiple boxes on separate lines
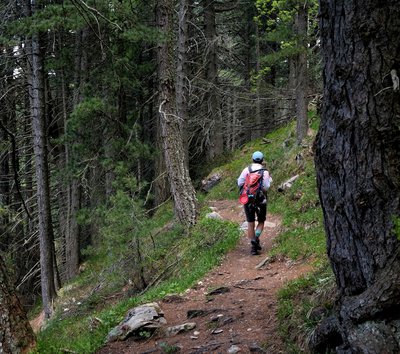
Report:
34,118,333,353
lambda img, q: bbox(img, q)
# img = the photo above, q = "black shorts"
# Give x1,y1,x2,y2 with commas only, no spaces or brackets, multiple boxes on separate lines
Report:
244,201,267,223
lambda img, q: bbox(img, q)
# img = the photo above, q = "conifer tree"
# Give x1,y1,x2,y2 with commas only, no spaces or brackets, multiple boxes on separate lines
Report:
156,0,197,227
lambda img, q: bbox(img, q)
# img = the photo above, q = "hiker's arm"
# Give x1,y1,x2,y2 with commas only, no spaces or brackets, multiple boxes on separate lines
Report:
262,171,272,191
237,167,248,187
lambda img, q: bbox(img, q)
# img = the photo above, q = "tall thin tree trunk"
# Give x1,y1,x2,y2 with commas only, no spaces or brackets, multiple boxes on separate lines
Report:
154,99,170,204
295,3,308,145
156,0,197,227
253,24,262,140
58,51,69,279
63,29,88,280
204,0,222,160
176,0,190,167
28,31,57,318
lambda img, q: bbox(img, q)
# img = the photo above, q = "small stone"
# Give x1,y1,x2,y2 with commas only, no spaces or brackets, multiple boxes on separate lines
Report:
247,328,252,332
193,331,200,336
223,317,235,325
187,309,207,319
206,211,223,220
165,322,196,337
240,222,248,231
249,344,266,353
190,336,198,340
228,345,241,354
208,287,230,296
212,329,224,334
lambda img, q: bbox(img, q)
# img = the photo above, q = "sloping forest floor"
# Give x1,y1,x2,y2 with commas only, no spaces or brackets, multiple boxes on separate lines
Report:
96,199,312,353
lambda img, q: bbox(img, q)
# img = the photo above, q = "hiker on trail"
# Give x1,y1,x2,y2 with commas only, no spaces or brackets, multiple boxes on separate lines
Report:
237,151,272,255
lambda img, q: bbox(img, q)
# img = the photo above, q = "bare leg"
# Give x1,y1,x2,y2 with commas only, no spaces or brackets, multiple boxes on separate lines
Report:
247,221,255,240
255,221,264,238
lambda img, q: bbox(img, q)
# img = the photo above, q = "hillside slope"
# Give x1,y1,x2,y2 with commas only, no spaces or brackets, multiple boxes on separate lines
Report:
97,200,313,353
34,119,329,353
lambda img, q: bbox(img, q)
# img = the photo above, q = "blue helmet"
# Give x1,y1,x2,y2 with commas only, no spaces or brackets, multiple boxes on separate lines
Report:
252,151,263,162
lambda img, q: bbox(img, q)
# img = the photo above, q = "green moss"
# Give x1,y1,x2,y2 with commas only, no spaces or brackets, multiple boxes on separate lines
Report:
394,217,400,241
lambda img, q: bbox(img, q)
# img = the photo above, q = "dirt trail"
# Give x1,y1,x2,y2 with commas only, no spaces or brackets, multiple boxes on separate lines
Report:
97,200,312,354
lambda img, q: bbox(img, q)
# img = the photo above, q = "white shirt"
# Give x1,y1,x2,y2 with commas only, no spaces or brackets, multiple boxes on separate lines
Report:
237,163,272,192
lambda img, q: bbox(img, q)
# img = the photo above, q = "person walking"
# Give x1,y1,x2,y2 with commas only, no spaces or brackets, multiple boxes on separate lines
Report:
238,151,272,255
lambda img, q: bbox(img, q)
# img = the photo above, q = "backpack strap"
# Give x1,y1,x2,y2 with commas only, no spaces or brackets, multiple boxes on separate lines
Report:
249,165,266,199
248,165,265,174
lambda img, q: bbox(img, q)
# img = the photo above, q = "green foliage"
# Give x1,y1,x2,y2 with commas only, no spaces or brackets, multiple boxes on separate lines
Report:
7,4,84,37
269,158,325,260
36,204,240,353
121,24,162,43
254,0,319,87
36,114,326,353
158,342,181,353
277,264,335,352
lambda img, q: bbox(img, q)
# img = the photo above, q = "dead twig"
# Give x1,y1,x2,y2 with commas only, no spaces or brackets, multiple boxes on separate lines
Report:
255,256,274,269
233,285,267,291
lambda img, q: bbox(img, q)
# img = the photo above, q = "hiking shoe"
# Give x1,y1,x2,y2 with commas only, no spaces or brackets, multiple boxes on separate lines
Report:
251,238,262,251
251,246,259,255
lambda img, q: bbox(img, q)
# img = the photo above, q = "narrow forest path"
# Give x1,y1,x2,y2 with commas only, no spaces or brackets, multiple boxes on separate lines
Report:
97,200,312,354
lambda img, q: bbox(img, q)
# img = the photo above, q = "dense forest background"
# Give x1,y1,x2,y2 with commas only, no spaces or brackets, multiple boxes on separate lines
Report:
0,0,320,315
2,0,400,352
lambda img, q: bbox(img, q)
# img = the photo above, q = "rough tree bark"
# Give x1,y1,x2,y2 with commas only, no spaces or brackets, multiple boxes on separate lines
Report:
295,2,308,145
0,254,36,354
27,30,57,319
204,0,223,160
313,1,400,352
176,0,190,167
156,0,197,227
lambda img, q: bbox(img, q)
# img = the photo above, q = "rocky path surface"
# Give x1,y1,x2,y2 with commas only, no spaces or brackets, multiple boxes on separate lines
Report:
97,200,312,354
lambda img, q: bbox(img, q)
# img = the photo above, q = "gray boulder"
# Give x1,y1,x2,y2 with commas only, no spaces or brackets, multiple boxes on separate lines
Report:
106,302,167,342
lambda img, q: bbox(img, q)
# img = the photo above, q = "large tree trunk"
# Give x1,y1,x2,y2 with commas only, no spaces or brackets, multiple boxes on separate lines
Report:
295,2,308,145
28,32,57,319
156,0,197,227
0,254,36,354
176,0,190,167
313,1,400,352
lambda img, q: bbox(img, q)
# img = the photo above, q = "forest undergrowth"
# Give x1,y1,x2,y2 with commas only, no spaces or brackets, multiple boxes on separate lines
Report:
33,116,334,353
